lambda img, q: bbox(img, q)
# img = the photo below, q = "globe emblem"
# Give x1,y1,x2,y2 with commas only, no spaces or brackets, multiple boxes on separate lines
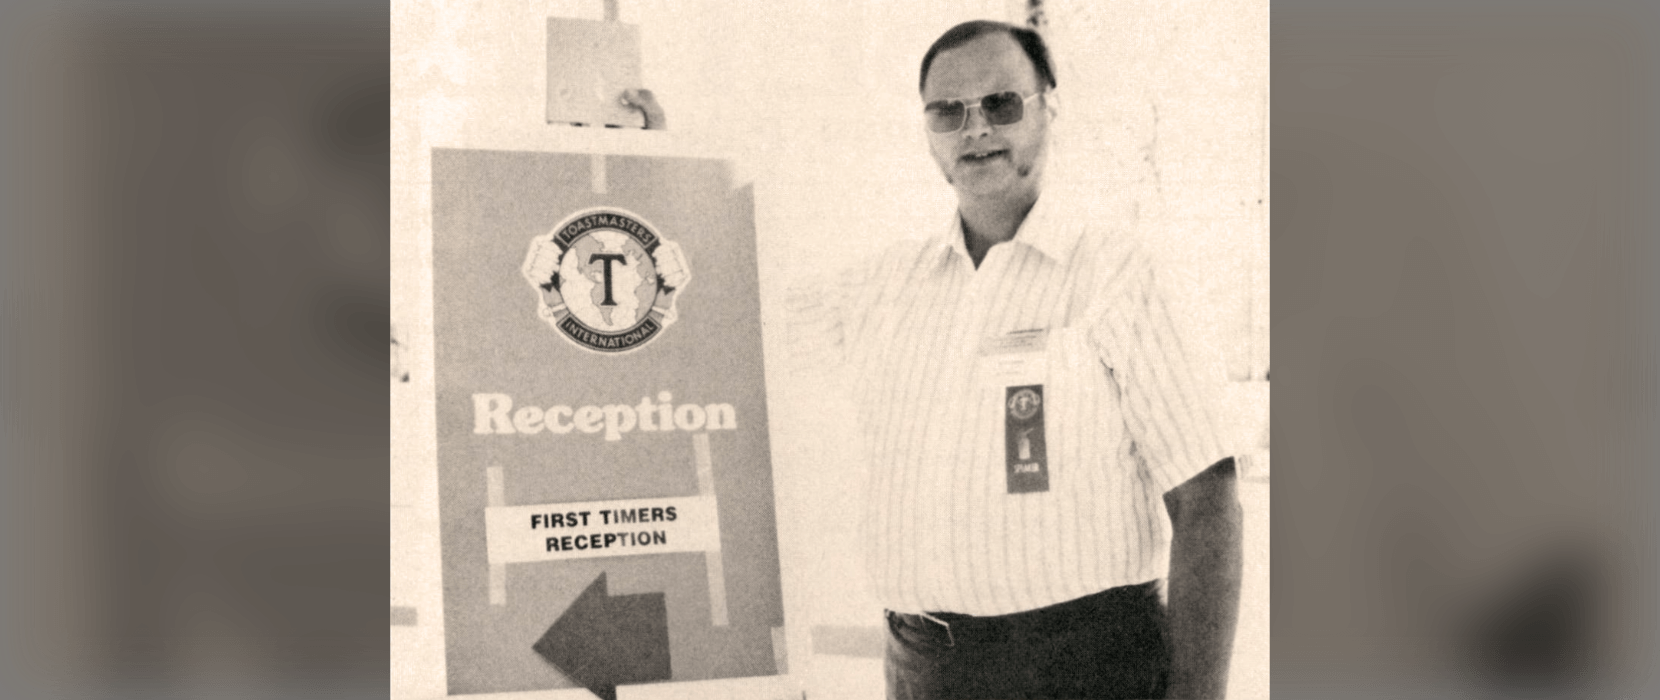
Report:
557,229,658,332
1008,388,1042,421
521,208,691,354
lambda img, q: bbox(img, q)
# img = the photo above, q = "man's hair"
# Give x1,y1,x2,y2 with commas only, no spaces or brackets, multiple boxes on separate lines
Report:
919,20,1057,95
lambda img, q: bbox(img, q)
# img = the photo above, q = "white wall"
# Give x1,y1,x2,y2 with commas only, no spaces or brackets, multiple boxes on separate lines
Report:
1042,0,1270,383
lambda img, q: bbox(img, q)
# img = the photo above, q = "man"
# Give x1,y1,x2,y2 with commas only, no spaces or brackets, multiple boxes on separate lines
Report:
789,20,1242,699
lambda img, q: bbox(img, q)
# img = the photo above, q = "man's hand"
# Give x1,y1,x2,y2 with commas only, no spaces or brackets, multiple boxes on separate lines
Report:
620,88,666,130
1163,457,1244,699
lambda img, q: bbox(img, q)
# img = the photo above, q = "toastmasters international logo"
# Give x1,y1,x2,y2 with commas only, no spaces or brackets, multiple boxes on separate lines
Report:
521,207,690,353
1009,388,1042,421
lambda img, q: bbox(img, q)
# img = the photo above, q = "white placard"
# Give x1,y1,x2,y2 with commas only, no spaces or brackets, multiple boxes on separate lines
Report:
485,495,721,564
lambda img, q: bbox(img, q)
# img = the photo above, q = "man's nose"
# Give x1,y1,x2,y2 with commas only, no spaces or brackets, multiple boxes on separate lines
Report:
961,104,993,136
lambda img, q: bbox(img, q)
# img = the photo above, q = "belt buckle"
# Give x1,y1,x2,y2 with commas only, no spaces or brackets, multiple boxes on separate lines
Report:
918,611,955,648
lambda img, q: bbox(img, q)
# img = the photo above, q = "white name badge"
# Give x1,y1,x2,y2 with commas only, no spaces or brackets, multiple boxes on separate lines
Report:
978,328,1049,386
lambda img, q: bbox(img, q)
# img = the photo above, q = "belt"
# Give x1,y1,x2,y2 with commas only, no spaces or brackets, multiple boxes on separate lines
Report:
885,580,1161,648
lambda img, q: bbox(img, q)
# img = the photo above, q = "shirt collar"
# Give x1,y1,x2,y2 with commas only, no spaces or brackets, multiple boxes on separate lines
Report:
938,214,971,268
932,189,1086,268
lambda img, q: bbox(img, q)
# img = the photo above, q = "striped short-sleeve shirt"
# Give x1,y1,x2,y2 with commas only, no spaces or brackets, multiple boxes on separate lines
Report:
786,189,1231,617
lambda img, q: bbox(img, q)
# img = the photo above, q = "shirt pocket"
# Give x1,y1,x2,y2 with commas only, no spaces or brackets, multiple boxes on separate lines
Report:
1043,327,1126,491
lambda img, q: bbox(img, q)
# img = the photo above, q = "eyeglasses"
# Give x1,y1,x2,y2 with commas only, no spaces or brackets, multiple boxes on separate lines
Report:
923,90,1045,133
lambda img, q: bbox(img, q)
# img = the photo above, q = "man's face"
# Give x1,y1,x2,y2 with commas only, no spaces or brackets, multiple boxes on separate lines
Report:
922,33,1051,202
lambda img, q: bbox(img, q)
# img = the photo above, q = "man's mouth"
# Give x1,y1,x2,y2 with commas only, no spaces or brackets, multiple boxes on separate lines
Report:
960,149,1007,163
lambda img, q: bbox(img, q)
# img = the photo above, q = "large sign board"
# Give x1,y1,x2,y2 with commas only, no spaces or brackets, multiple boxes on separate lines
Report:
432,149,783,699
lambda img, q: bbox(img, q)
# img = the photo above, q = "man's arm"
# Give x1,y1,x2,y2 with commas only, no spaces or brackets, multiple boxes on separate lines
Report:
1162,456,1243,699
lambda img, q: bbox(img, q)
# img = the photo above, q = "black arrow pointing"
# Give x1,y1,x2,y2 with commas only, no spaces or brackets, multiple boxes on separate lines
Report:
533,573,671,700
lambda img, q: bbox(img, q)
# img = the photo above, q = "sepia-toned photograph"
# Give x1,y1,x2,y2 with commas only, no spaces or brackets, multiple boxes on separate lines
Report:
391,1,1268,698
9,2,1657,700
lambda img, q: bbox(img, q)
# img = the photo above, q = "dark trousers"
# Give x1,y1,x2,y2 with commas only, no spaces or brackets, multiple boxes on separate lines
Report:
884,581,1170,700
